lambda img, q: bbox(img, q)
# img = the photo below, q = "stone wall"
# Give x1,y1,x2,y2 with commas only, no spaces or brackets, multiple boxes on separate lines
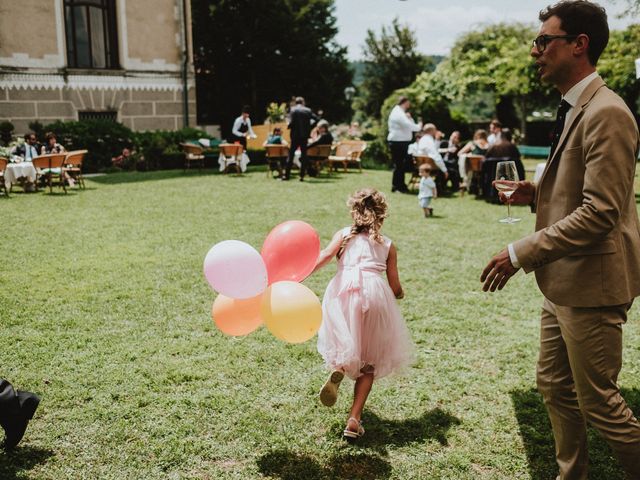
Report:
1,86,197,133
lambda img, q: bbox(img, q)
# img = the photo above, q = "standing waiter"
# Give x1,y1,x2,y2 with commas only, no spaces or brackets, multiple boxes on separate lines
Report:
231,106,256,150
387,96,422,193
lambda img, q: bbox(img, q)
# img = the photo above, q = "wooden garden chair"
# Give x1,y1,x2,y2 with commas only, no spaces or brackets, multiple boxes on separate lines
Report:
409,155,438,190
306,144,332,175
0,157,8,197
218,144,243,174
32,153,68,193
327,140,367,173
264,144,289,178
64,150,88,189
181,143,205,172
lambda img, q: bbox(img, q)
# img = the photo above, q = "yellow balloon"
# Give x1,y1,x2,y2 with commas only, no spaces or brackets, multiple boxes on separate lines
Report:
261,281,322,343
212,293,263,336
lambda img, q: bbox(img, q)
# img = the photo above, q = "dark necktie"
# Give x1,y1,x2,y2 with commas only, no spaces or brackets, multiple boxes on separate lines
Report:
550,99,571,158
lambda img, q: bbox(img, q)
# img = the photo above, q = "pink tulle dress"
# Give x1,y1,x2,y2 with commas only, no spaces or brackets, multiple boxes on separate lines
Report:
317,227,415,380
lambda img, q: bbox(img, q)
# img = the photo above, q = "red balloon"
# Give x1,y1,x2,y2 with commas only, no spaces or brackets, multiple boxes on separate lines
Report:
261,221,320,284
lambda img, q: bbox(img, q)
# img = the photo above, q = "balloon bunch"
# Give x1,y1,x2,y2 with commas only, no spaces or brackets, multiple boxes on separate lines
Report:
203,221,323,343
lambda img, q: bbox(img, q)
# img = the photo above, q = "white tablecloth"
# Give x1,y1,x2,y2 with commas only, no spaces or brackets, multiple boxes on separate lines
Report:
4,162,37,188
533,162,546,183
217,152,250,173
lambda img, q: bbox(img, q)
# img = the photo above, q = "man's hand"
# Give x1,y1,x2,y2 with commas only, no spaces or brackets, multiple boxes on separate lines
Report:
481,248,520,292
493,180,535,206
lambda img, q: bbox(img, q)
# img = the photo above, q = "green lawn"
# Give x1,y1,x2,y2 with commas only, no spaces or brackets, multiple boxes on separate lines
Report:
2,167,640,479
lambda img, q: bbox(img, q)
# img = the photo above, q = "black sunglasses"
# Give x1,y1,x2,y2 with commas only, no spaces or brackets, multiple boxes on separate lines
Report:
532,34,578,53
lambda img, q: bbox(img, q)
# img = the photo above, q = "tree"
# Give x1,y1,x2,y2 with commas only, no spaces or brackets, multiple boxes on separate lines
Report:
356,18,432,119
598,24,640,119
192,0,352,136
436,23,555,139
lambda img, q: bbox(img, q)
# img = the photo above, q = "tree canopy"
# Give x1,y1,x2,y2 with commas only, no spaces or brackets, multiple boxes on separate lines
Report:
355,18,433,119
192,0,352,136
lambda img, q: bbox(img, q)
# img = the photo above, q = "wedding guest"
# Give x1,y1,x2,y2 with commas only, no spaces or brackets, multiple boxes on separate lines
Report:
41,132,66,155
387,96,422,192
308,120,333,149
485,128,525,180
458,129,490,191
417,123,448,192
442,130,462,192
487,119,502,145
10,133,40,161
284,97,318,181
264,127,288,146
482,2,640,478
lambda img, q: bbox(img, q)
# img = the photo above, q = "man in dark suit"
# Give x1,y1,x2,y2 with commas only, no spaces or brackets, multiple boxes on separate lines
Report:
284,97,318,181
10,132,40,161
0,379,40,450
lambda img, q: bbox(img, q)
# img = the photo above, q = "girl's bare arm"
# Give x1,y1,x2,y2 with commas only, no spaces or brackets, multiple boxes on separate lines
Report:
386,243,404,299
312,230,344,274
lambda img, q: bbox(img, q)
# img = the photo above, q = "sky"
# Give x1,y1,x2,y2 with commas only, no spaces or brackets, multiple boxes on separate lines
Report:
333,0,637,60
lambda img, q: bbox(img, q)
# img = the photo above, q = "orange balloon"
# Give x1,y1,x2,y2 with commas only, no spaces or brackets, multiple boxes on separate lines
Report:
261,281,322,343
212,293,263,336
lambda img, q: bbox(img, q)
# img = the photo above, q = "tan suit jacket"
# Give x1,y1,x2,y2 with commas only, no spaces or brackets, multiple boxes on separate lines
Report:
513,76,640,307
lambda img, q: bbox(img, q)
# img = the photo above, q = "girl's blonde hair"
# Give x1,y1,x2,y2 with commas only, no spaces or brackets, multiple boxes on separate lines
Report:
337,188,388,258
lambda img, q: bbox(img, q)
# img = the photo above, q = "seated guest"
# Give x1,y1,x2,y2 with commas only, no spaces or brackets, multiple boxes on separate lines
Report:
441,130,462,192
417,123,449,193
407,130,424,157
38,132,75,187
10,132,40,161
485,128,525,180
264,127,288,146
487,119,502,145
307,120,333,148
458,129,490,192
41,132,66,155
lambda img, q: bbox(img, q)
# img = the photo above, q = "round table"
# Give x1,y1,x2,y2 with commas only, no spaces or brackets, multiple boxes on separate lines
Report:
4,162,37,190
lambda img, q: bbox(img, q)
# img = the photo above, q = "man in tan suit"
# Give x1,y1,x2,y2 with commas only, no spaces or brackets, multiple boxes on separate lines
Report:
481,1,640,478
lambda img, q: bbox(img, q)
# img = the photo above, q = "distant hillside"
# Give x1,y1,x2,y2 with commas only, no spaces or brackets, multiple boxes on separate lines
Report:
350,55,445,87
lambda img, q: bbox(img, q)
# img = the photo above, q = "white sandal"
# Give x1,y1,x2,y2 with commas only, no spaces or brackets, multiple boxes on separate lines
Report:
343,417,365,440
319,370,344,407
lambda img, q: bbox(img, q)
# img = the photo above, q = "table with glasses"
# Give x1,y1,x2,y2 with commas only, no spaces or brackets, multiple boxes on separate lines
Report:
4,161,37,191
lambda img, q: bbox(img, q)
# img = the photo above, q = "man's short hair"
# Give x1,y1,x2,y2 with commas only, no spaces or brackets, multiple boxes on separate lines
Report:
490,119,502,128
501,128,513,142
242,105,251,114
397,96,409,105
539,0,609,66
24,132,35,141
422,123,437,133
295,97,305,105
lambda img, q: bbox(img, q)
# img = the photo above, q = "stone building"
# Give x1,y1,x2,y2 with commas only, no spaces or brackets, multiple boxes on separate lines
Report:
0,0,196,134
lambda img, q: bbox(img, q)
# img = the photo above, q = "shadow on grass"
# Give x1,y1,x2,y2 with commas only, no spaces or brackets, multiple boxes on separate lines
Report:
88,169,220,185
511,388,640,480
352,408,461,452
257,450,391,480
0,445,54,480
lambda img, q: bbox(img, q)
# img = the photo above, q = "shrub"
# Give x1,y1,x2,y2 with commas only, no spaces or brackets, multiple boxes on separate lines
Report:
43,120,135,172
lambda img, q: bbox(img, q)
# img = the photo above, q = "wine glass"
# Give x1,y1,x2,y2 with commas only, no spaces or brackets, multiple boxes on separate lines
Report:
495,160,521,223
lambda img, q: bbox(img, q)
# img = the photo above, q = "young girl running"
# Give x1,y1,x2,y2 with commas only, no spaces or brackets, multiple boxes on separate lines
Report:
313,188,415,441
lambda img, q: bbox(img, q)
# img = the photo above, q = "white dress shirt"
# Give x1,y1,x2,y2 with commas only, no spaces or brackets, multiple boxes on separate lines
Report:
508,71,600,268
387,105,421,142
232,116,256,138
417,134,447,173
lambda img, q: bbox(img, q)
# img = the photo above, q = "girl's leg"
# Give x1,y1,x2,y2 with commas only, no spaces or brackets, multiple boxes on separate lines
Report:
346,366,374,431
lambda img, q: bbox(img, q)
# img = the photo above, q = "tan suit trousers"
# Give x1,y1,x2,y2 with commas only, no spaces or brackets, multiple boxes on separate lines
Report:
537,299,640,480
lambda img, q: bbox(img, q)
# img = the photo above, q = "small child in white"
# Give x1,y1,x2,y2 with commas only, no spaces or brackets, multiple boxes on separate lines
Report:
418,163,437,217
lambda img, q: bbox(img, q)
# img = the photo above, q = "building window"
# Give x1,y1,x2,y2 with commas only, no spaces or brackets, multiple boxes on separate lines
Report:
78,111,118,122
65,0,119,69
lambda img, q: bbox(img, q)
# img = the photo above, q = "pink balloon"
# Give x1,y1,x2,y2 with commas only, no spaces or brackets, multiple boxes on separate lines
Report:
261,221,320,284
203,240,267,299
